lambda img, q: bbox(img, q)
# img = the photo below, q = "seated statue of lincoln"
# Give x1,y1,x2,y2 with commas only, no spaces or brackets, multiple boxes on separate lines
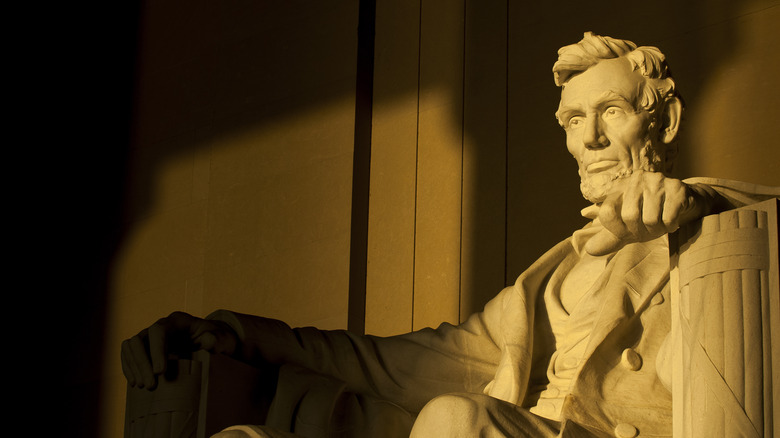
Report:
122,32,779,437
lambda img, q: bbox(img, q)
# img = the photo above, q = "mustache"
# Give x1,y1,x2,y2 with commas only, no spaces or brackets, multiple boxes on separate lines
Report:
578,138,663,204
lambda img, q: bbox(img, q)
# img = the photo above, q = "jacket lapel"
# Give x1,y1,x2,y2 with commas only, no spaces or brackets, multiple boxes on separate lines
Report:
485,238,572,405
582,236,670,359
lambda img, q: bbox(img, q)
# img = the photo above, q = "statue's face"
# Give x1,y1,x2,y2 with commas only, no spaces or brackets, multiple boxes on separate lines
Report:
557,57,659,203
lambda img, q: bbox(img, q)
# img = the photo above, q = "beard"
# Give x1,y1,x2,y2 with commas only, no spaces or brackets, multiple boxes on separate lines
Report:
579,137,666,204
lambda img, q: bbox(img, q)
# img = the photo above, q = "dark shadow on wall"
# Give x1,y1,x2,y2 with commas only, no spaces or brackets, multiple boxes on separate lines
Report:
122,1,364,223
61,3,141,438
87,3,366,437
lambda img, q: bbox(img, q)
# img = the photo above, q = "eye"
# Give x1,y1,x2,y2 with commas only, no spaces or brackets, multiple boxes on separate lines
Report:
602,106,624,120
567,116,585,129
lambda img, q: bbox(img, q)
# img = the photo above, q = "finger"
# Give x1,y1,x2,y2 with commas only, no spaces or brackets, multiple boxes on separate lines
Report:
128,334,156,389
121,339,139,387
193,320,238,355
662,194,683,232
194,331,217,351
641,187,664,235
585,228,624,256
189,315,219,351
642,172,667,233
662,180,691,232
581,204,599,219
148,320,168,375
598,191,630,242
621,176,645,237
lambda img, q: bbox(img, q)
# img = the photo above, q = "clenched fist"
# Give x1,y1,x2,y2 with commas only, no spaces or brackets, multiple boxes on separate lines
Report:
582,171,719,256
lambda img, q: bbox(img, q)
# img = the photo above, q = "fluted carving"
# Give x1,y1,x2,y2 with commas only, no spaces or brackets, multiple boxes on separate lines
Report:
125,358,203,438
670,199,778,437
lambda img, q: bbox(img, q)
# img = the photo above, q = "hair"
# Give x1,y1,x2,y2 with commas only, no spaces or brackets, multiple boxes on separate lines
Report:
553,32,681,115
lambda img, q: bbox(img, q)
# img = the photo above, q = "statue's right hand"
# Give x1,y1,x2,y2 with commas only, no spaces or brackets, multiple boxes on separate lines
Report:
120,311,238,390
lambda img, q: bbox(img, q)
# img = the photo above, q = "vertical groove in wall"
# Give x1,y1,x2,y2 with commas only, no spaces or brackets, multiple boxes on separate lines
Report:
458,0,467,321
411,0,423,333
348,0,376,334
504,0,510,286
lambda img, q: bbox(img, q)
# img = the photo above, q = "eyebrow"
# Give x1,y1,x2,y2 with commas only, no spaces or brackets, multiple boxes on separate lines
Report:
592,90,634,108
554,107,576,124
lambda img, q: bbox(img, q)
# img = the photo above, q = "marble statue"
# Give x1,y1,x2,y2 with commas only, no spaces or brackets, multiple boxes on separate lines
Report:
122,32,780,437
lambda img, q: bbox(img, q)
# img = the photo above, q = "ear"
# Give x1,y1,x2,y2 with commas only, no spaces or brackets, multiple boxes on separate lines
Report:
659,97,682,144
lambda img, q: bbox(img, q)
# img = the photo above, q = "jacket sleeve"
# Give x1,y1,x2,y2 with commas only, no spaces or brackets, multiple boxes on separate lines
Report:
206,290,509,413
684,177,779,209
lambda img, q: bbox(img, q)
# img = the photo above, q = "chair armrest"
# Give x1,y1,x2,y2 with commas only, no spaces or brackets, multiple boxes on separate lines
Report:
124,351,278,438
669,198,779,437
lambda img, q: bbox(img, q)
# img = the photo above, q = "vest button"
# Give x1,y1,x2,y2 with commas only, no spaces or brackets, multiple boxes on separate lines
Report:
614,423,638,437
563,356,579,369
534,401,556,416
621,348,642,371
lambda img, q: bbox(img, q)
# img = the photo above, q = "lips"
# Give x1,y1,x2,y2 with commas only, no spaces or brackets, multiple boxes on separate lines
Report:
586,160,619,173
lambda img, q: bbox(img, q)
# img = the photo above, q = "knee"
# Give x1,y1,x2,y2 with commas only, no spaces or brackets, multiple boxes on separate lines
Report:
211,431,249,438
410,393,482,437
211,425,272,438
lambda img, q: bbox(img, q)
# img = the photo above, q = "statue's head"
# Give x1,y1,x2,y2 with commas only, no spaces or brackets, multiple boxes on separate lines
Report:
553,32,683,204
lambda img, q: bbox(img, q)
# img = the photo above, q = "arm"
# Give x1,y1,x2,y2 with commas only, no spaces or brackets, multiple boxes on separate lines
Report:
583,172,779,256
208,293,507,413
121,291,508,413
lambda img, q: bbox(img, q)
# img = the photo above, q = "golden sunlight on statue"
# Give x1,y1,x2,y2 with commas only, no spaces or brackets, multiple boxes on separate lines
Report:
122,32,779,438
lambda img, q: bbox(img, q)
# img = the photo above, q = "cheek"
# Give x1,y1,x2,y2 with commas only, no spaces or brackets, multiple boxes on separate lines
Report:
565,133,582,159
608,123,647,157
624,132,649,158
620,116,650,149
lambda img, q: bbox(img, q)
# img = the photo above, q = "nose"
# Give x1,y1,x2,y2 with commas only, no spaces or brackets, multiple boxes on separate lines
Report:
582,114,609,149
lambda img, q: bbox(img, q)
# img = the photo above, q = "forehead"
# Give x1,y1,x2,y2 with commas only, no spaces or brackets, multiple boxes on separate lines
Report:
559,57,643,109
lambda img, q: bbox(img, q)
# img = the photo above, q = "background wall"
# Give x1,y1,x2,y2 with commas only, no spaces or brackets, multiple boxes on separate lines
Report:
99,2,360,437
72,0,779,437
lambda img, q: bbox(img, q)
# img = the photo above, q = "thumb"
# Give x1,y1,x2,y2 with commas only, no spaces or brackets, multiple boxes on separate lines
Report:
192,322,238,356
581,204,600,219
585,228,624,256
194,331,218,351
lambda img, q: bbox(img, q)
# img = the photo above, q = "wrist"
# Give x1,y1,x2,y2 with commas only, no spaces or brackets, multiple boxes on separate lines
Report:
688,183,730,217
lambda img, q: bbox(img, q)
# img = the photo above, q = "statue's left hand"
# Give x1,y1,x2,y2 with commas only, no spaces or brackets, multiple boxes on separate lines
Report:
121,311,238,390
583,171,717,256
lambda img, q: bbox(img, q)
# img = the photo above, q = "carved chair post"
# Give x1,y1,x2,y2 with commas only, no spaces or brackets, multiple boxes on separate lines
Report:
670,198,779,437
124,350,277,438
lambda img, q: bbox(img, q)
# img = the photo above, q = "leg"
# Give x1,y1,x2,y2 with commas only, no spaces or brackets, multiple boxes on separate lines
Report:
410,393,560,438
211,424,300,438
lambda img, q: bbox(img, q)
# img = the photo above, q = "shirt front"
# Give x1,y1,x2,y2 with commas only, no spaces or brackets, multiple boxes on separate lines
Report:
530,225,612,421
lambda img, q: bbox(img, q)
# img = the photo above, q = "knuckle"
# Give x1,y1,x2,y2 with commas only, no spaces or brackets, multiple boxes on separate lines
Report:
129,335,144,348
643,210,660,226
601,203,620,222
663,205,682,229
621,206,640,223
121,339,134,355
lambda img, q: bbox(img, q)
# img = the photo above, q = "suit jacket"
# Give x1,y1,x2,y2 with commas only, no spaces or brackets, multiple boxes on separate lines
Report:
208,178,779,437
